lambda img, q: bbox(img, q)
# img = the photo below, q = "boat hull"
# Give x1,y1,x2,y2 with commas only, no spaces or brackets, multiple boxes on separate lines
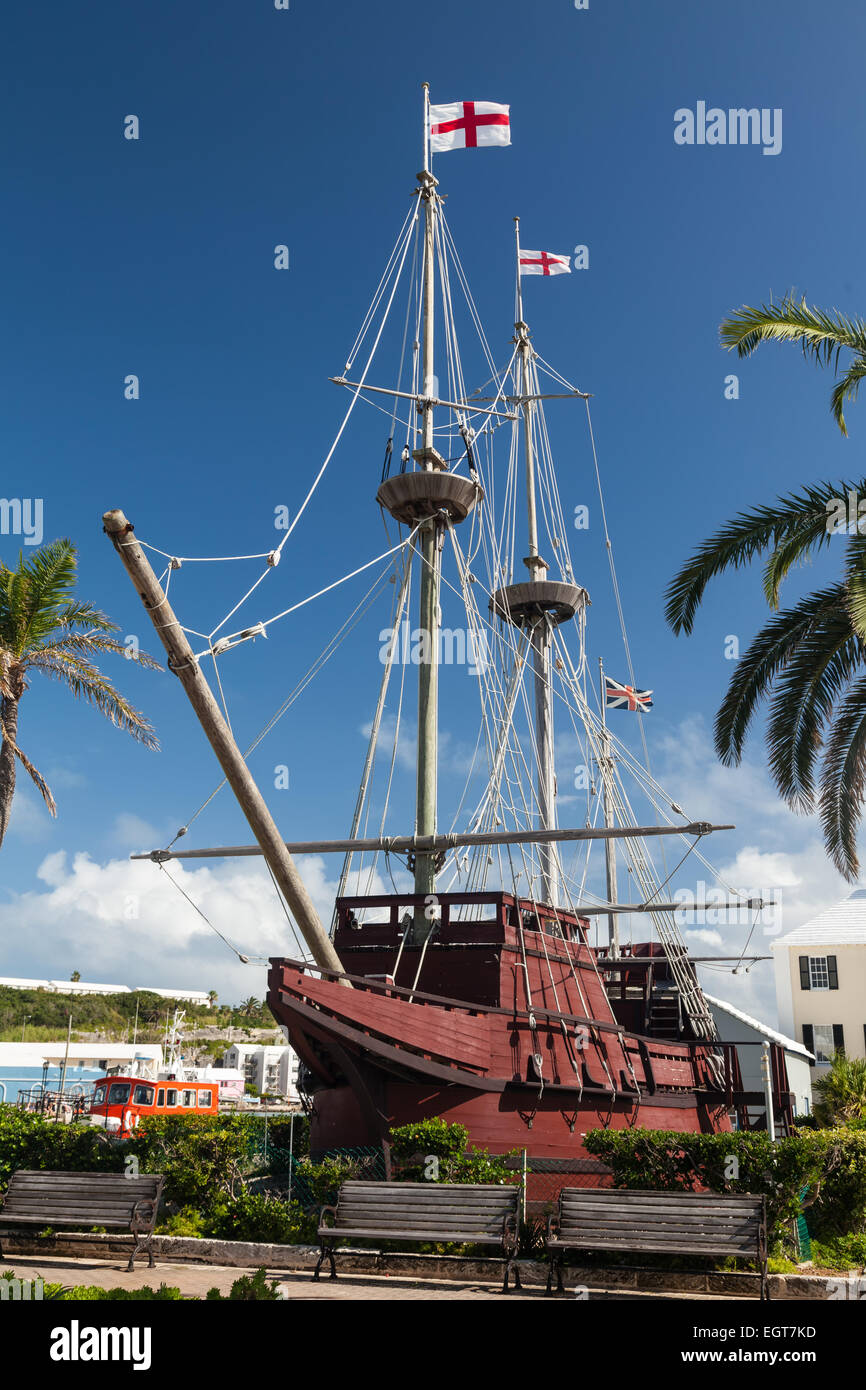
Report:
268,939,734,1166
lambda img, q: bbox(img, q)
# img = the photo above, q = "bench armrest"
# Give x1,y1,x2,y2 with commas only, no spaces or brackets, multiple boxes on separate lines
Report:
130,1198,157,1235
546,1211,559,1243
501,1210,519,1257
318,1204,338,1233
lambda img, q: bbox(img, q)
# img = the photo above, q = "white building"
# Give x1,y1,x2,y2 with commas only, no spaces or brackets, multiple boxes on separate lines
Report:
222,1044,301,1101
0,977,212,1005
0,1042,163,1104
705,993,814,1122
773,888,866,1076
132,987,212,1006
0,976,131,996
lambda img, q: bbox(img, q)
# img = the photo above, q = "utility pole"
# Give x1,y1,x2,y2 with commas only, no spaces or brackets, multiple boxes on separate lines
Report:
761,1042,776,1141
102,509,348,984
598,659,620,959
55,1013,72,1122
514,218,558,907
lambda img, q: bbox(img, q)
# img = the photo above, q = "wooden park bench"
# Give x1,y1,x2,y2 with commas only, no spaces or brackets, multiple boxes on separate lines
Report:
315,1180,522,1292
0,1170,165,1272
545,1188,769,1299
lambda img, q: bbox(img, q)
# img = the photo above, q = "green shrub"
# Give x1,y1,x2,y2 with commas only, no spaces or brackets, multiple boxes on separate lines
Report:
157,1207,208,1238
811,1233,866,1269
205,1267,284,1301
59,1284,186,1300
389,1119,519,1185
126,1114,257,1206
208,1191,317,1245
0,1108,124,1193
583,1127,866,1243
390,1118,468,1163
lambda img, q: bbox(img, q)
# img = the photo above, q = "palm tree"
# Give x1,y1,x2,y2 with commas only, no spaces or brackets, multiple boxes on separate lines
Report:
241,997,260,1018
666,296,866,881
813,1052,866,1127
0,538,161,846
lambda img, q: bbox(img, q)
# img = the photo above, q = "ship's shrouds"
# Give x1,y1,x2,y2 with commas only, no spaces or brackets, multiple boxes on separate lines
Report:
429,100,511,151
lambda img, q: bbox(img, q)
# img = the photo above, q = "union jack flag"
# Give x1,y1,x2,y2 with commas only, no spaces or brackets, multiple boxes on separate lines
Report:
605,676,653,712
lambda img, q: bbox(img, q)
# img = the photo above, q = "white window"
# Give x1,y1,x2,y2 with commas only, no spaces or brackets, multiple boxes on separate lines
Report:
809,956,830,990
813,1024,835,1064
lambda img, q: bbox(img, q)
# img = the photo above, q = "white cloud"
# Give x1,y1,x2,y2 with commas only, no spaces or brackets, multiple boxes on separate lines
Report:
684,928,724,948
0,847,392,1006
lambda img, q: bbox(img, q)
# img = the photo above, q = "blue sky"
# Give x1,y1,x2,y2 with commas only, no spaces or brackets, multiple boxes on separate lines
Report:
1,0,863,1014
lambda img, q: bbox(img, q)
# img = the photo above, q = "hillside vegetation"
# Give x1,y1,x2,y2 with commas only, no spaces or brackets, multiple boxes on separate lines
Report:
0,986,276,1042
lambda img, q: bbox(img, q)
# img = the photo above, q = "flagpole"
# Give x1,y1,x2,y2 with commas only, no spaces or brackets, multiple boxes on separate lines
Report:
422,80,431,174
514,215,525,327
598,657,621,959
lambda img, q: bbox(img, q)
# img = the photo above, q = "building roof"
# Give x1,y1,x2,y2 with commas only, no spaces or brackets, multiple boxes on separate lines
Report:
770,888,866,947
703,993,814,1060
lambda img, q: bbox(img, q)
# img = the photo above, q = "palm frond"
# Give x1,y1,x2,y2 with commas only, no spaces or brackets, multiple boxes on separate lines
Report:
666,482,852,634
720,297,866,365
30,633,163,672
0,718,56,816
818,676,866,880
714,585,847,766
30,652,160,750
831,357,866,436
765,612,864,811
720,297,866,437
0,540,78,655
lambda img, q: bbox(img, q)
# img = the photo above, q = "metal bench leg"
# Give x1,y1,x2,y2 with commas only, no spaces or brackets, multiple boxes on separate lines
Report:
313,1244,337,1281
501,1255,521,1294
556,1256,566,1295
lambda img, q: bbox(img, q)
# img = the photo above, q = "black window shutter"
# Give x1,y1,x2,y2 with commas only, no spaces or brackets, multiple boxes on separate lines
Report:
827,955,839,990
802,1024,814,1055
799,956,811,990
833,1024,845,1053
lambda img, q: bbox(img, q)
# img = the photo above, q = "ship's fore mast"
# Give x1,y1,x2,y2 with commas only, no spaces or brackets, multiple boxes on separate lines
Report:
490,221,588,909
376,85,482,911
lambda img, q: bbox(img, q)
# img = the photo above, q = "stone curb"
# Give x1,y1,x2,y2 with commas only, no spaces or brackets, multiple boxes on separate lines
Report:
1,1231,859,1299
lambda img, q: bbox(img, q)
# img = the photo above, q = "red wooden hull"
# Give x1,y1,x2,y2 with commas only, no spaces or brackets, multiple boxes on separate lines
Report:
267,892,739,1163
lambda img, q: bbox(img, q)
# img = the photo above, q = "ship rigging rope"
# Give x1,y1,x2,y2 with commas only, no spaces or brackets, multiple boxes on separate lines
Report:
163,563,399,850
190,526,421,661
155,861,273,965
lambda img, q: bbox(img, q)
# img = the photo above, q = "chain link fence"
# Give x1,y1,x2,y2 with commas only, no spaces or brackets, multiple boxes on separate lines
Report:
245,1129,611,1220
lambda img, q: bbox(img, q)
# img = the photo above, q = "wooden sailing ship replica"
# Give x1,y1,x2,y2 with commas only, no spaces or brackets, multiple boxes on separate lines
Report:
105,88,795,1167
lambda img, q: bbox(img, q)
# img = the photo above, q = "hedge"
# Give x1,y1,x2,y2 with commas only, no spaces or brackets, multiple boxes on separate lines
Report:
583,1127,866,1242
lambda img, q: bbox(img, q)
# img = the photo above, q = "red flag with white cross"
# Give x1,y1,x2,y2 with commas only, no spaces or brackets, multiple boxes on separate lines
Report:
429,101,511,153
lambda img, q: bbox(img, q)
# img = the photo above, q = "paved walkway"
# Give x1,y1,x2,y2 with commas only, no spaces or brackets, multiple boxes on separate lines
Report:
2,1255,748,1301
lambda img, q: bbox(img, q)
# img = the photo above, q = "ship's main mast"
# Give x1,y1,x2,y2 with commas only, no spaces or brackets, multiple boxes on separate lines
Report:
414,86,440,903
375,85,482,914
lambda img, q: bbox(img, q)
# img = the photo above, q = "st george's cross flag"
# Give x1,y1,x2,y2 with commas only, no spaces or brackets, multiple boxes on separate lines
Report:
429,101,511,152
604,676,653,712
519,250,571,277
